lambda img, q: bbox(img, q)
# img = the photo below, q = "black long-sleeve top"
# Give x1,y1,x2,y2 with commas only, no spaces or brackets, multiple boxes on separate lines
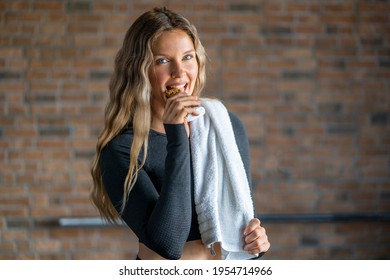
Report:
100,112,251,260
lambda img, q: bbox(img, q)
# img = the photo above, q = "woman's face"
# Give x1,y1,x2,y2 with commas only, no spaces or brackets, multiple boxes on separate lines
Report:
149,29,199,107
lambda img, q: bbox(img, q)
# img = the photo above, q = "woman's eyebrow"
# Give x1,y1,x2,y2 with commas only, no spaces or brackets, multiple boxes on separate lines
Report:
154,49,195,57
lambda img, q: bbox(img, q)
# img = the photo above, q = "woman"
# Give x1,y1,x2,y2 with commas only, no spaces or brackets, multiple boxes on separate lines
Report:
90,7,270,260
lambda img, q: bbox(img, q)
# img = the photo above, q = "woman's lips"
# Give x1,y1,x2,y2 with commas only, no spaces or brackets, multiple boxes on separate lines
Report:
165,83,187,92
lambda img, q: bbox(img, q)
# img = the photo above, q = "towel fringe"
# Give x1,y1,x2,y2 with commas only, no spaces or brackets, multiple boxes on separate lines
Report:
210,243,216,256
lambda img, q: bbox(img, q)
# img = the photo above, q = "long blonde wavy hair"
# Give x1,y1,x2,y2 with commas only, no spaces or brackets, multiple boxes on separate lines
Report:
90,7,207,223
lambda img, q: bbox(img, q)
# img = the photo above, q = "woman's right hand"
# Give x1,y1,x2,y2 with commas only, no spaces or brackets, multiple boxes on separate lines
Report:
163,94,201,124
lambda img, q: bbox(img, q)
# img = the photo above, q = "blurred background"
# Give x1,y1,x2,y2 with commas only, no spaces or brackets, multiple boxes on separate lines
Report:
0,0,389,259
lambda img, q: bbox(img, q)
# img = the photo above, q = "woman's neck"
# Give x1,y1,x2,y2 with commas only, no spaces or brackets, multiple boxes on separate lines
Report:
151,118,166,134
150,103,166,134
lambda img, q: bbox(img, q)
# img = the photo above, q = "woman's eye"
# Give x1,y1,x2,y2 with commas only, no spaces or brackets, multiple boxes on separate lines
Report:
156,58,169,64
183,54,193,61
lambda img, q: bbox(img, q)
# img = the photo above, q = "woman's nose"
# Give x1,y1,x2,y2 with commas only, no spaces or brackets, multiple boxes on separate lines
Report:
171,61,184,78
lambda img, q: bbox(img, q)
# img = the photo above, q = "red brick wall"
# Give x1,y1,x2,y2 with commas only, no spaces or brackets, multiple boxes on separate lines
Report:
0,0,389,259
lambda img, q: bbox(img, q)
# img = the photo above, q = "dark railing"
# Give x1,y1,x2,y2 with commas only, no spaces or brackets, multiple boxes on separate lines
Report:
41,212,390,227
257,212,390,223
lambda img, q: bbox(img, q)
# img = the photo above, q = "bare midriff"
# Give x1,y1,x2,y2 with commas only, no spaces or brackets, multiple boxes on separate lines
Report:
138,241,222,260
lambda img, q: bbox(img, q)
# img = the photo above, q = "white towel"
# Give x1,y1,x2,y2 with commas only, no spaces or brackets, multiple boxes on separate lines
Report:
190,98,257,260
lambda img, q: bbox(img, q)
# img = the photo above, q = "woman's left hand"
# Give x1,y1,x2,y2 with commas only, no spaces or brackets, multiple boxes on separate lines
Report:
243,218,270,255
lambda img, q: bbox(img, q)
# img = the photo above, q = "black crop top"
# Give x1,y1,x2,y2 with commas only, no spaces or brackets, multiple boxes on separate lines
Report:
100,112,252,259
